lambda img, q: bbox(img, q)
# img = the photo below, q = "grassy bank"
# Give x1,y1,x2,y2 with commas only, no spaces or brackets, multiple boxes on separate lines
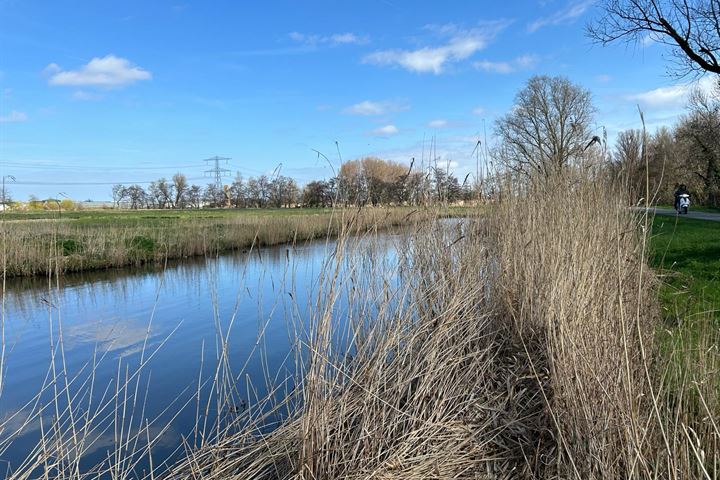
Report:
0,206,473,277
657,204,720,214
650,215,720,321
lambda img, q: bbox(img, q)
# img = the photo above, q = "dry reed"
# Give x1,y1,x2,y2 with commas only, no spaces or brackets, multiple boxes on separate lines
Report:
1,173,718,479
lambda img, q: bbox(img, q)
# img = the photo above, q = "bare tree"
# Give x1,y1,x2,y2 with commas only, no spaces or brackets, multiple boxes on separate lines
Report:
172,173,188,208
112,184,127,208
675,86,720,205
612,129,645,195
187,185,202,209
495,75,595,178
203,183,226,208
589,0,720,77
125,185,147,209
228,173,245,208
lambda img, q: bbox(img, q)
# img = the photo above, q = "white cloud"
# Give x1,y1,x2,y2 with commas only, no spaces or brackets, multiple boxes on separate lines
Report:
428,119,448,128
72,90,103,101
627,76,716,109
0,110,28,123
528,0,594,33
372,124,399,136
46,55,151,88
289,31,369,46
595,74,612,83
344,100,408,116
43,63,61,75
363,21,509,74
474,54,538,73
472,106,485,116
331,33,368,45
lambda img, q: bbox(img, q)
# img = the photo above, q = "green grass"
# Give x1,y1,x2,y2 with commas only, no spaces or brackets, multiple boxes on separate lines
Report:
650,215,720,322
1,207,340,225
656,204,720,213
0,206,479,277
1,205,474,226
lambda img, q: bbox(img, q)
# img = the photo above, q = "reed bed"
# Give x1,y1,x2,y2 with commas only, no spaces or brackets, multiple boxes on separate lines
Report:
0,208,427,277
1,173,718,479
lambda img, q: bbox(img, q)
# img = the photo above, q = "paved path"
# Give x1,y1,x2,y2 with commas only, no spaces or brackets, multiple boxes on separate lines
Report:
646,207,720,223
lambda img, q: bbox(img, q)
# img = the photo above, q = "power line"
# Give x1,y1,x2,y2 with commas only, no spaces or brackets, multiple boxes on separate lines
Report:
12,177,207,186
0,161,207,171
203,156,231,189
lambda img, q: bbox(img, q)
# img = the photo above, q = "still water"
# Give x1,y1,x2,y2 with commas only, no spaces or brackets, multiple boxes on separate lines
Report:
0,228,416,476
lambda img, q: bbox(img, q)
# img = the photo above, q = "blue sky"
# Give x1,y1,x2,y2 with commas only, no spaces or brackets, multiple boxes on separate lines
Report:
0,0,713,200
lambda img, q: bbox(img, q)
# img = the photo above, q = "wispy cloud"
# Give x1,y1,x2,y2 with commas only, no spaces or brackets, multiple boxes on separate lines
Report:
72,90,103,101
344,100,409,116
289,31,369,46
595,74,612,83
472,106,485,116
428,119,448,128
474,54,538,73
626,76,716,109
363,21,510,74
46,55,151,88
0,110,28,123
372,124,400,136
528,0,594,33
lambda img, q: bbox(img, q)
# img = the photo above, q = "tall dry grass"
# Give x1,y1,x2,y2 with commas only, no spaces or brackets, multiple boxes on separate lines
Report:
1,208,425,277
1,173,718,479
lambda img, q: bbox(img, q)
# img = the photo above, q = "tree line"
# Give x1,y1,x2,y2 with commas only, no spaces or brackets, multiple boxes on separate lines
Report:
611,86,720,207
111,160,477,210
491,72,719,207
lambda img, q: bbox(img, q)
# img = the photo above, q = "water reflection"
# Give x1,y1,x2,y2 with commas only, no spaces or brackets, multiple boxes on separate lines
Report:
0,221,462,475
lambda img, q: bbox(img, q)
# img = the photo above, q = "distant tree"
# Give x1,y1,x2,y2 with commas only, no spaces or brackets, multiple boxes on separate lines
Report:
172,173,188,208
158,178,174,208
203,183,226,208
338,160,365,205
647,126,680,203
228,173,246,208
675,87,720,206
112,184,127,208
589,0,720,77
431,167,463,203
338,157,409,205
148,181,162,208
125,185,147,209
245,177,261,207
495,75,595,178
269,175,299,208
302,180,332,207
612,129,645,197
256,175,270,207
405,171,427,206
187,184,202,209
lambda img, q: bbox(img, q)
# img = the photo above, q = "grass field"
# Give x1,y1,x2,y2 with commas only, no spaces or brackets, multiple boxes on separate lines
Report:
0,206,475,277
1,205,475,224
650,215,720,321
657,204,720,213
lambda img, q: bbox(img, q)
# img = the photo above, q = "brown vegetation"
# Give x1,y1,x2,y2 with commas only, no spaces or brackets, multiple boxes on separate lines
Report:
1,172,717,478
157,173,716,478
0,208,432,277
